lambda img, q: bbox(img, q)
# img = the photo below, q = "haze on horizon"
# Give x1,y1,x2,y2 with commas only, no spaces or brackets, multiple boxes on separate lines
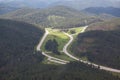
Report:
0,0,120,10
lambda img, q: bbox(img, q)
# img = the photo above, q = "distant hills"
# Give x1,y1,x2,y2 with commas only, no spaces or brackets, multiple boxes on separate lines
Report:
53,0,120,10
0,0,119,10
83,7,120,17
0,5,19,14
0,6,104,28
0,0,60,8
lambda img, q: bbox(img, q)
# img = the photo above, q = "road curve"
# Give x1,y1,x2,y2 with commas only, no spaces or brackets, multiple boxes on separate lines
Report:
37,29,49,51
63,32,79,61
63,26,120,73
63,26,88,61
36,29,69,64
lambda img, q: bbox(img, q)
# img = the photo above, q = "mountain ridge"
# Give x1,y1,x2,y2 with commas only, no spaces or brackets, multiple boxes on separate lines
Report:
0,0,119,10
83,7,120,17
0,6,103,28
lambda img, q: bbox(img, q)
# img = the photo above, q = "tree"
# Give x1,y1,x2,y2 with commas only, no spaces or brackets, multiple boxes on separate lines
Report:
45,39,60,55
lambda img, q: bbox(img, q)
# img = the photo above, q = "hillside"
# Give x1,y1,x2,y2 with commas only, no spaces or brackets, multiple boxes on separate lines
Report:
83,7,120,17
0,6,103,28
0,19,45,79
71,18,120,69
0,0,60,8
0,19,120,80
0,6,19,15
0,0,120,10
51,0,120,10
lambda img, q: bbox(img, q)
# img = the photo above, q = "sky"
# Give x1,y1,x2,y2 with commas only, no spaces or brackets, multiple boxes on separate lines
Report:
0,0,119,1
0,0,119,10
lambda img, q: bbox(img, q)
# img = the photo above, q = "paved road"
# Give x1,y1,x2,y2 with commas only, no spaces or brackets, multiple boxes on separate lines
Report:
63,26,120,73
63,26,88,61
36,29,69,64
37,29,49,51
63,32,79,61
36,27,120,73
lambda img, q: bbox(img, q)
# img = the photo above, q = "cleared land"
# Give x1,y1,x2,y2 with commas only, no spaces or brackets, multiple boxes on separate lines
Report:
41,27,85,61
41,28,74,61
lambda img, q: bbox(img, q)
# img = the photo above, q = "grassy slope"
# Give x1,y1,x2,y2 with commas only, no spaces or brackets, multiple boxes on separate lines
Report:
41,27,85,61
42,28,69,51
41,28,73,61
67,27,88,61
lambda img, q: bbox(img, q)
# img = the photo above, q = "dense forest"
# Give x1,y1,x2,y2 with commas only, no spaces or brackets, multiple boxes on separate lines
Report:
0,19,44,80
0,2,120,79
83,7,120,17
45,39,60,55
72,18,120,69
0,19,119,80
1,61,120,80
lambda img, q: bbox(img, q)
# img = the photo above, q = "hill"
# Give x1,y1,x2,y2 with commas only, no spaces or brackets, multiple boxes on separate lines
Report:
0,0,119,10
0,6,104,28
0,19,45,79
0,0,59,8
83,7,120,17
0,3,21,15
51,0,120,10
0,19,120,80
0,6,19,15
71,18,120,69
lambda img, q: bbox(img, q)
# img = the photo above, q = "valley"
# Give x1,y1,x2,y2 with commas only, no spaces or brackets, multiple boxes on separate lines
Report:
0,0,120,80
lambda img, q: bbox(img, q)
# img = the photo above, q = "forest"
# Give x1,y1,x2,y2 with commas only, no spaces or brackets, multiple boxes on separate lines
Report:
0,19,44,79
0,3,120,79
71,19,120,69
0,19,120,80
45,39,60,55
0,6,105,29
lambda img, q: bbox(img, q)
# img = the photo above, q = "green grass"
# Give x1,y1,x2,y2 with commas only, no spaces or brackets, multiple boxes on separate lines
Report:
68,27,84,35
41,28,69,51
41,27,88,63
67,27,89,60
41,28,74,61
46,52,75,61
111,72,120,78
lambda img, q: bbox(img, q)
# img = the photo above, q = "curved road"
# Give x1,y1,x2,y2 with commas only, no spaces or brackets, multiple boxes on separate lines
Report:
63,26,120,73
36,26,120,73
36,29,69,64
63,26,88,61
